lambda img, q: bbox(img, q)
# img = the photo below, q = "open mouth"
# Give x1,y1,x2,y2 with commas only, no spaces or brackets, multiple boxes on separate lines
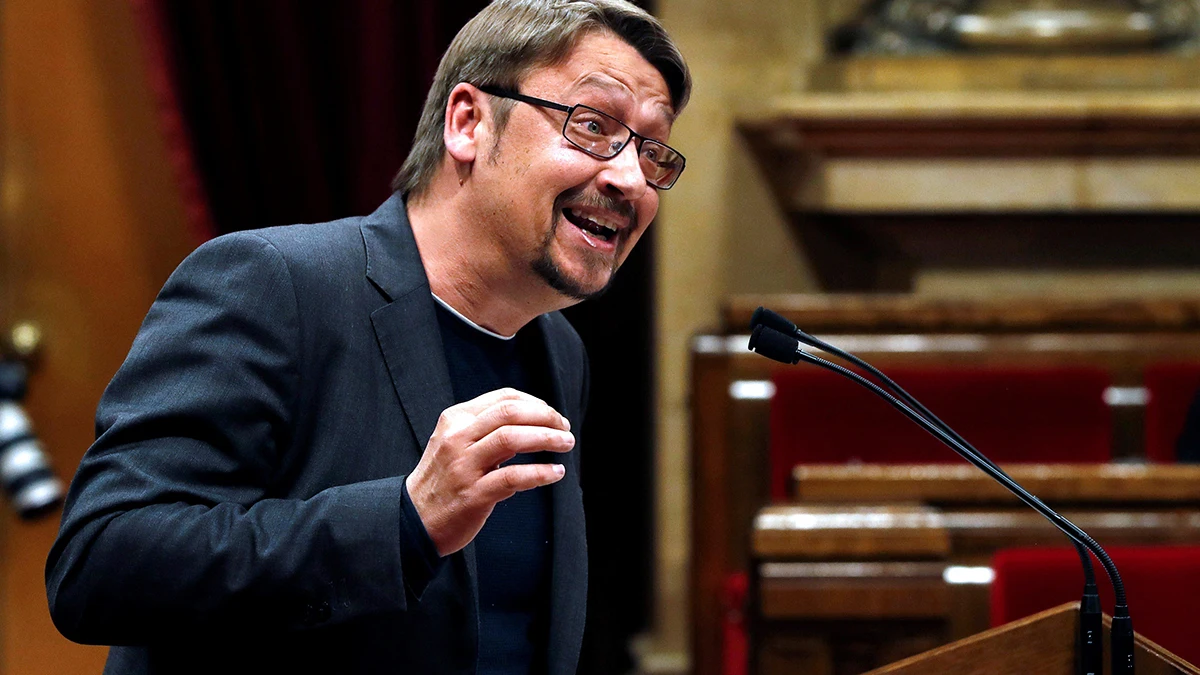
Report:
563,208,620,243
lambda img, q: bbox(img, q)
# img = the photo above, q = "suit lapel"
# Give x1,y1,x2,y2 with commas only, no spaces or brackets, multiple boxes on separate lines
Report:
371,294,453,450
363,196,585,672
363,194,455,451
539,315,589,675
362,194,480,654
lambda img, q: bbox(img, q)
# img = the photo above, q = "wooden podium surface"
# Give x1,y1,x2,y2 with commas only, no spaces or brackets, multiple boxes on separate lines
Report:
867,603,1199,675
749,465,1200,674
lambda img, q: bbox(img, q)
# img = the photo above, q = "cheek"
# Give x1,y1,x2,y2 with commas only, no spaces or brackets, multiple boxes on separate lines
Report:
624,229,646,257
538,135,613,179
495,124,576,176
623,203,657,252
637,192,661,229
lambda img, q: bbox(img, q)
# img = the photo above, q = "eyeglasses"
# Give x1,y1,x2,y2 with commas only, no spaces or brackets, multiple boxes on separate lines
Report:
478,85,685,190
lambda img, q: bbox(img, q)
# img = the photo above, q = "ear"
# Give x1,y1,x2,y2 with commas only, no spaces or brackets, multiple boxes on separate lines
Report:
443,83,485,165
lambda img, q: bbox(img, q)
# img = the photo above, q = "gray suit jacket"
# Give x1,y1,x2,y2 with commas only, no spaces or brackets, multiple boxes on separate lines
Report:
46,194,589,674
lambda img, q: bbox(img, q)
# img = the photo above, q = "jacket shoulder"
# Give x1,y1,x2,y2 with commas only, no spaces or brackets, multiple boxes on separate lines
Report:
241,217,368,271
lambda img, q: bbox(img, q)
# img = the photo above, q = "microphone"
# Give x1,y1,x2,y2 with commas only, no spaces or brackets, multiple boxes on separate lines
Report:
748,313,1131,674
752,307,1105,673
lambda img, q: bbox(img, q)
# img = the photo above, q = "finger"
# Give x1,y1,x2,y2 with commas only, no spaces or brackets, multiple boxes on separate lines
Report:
478,463,566,501
461,399,570,443
453,387,547,416
473,425,575,468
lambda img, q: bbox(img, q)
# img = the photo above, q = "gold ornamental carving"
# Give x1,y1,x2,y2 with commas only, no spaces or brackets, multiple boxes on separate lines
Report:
839,0,1200,54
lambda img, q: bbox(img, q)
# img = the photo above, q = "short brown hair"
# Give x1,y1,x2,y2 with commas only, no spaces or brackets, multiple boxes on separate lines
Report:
392,0,691,197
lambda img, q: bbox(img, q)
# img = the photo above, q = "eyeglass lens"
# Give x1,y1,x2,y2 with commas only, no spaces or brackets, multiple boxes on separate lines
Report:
565,106,683,189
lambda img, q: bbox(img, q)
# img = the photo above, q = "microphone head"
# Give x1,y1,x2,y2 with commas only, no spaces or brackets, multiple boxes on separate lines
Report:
748,325,802,365
750,306,797,336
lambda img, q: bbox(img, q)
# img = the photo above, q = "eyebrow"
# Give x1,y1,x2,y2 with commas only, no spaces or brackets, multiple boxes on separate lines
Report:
574,74,676,128
575,74,629,99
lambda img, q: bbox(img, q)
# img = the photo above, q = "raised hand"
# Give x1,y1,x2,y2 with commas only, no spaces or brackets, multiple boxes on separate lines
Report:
404,388,574,557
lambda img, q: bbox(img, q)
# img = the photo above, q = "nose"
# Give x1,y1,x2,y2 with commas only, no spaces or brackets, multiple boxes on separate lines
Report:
597,140,648,201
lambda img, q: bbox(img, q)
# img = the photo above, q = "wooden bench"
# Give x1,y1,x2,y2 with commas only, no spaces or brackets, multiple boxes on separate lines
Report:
751,465,1200,674
690,295,1200,675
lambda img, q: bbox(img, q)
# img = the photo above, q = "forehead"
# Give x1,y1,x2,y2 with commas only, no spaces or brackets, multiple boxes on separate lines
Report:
524,32,674,128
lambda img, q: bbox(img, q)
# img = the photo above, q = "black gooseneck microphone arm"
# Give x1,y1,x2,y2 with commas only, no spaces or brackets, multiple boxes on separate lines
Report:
750,308,1107,674
748,318,1133,674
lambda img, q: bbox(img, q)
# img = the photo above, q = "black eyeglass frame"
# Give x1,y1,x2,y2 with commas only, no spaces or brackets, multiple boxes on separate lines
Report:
478,85,685,190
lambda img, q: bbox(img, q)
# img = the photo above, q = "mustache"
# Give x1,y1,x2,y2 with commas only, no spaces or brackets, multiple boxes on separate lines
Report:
554,187,637,229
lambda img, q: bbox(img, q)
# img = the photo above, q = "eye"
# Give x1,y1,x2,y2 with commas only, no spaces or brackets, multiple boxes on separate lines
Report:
570,112,611,139
643,146,659,162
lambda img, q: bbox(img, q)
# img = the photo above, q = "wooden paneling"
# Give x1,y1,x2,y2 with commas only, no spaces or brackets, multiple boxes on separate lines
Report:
809,55,1200,93
1,1,194,672
756,505,1200,561
737,95,1200,291
759,562,948,619
752,501,1200,672
863,603,1078,675
739,91,1200,160
689,351,735,675
863,603,1200,675
690,300,1200,675
793,464,1200,505
754,505,949,559
725,295,1200,335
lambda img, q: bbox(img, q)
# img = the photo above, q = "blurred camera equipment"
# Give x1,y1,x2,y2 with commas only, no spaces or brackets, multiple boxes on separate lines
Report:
0,360,65,519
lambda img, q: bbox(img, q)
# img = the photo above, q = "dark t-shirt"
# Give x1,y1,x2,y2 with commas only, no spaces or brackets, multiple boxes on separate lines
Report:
432,299,554,674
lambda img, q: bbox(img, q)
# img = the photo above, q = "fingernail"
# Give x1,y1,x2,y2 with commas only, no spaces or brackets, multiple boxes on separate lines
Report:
553,464,565,477
561,415,571,431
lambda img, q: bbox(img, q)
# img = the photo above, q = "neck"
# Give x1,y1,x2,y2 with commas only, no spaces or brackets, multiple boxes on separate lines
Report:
406,174,574,336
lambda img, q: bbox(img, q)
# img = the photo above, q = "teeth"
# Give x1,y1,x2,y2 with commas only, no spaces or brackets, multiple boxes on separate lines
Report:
568,208,621,236
590,215,621,232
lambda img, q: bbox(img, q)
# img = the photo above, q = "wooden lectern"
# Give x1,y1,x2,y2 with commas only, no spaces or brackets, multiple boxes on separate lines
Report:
749,465,1200,672
865,603,1199,675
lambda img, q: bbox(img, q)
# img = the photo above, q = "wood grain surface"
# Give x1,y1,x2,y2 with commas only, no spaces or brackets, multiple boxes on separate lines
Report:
754,503,1200,559
864,602,1078,675
724,294,1200,334
739,91,1200,159
863,603,1200,675
792,464,1200,505
754,505,950,559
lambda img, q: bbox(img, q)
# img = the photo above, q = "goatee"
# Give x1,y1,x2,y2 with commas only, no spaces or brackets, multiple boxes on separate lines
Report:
533,189,635,300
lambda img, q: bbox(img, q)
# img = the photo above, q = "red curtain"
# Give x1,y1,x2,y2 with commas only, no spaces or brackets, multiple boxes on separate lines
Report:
133,0,487,237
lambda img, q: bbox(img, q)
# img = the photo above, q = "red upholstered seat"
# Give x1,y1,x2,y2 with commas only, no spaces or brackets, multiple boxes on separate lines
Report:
720,571,749,675
1143,362,1200,463
768,366,1113,501
990,546,1200,666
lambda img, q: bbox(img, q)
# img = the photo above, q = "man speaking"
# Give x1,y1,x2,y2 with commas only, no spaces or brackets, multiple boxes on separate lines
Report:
45,1,690,673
